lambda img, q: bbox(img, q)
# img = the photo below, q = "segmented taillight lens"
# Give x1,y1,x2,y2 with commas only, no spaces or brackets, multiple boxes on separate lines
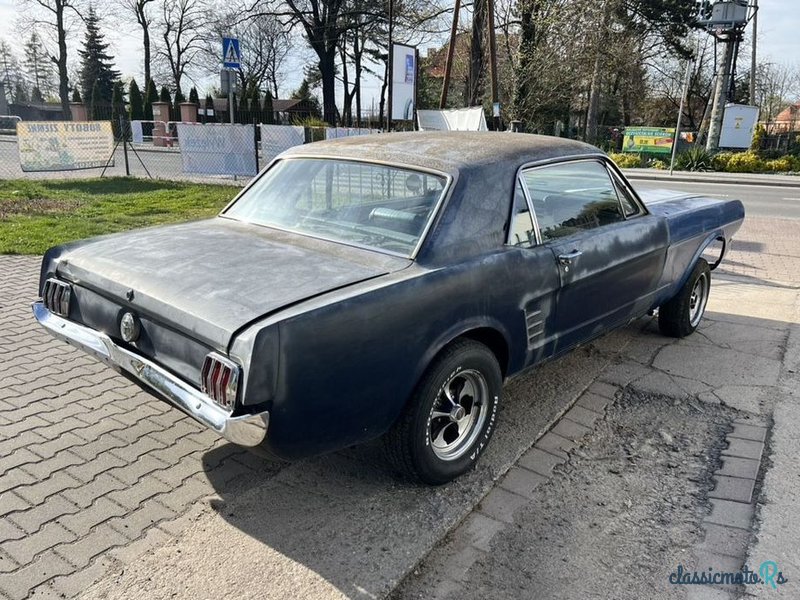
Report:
42,278,72,317
201,353,240,411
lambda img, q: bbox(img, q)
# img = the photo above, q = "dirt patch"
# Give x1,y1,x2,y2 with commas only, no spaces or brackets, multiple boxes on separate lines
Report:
399,389,736,600
0,197,78,219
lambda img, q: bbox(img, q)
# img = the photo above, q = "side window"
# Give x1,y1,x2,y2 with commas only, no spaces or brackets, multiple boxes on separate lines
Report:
520,161,626,242
612,176,642,217
508,179,537,248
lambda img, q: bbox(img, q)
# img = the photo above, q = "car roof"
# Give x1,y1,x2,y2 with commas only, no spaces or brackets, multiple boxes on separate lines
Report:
279,131,601,176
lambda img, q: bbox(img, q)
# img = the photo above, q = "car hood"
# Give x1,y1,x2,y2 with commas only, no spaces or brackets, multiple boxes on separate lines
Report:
55,218,410,350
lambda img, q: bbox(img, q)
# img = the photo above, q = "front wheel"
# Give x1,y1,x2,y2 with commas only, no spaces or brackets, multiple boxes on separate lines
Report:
383,339,502,485
658,259,711,338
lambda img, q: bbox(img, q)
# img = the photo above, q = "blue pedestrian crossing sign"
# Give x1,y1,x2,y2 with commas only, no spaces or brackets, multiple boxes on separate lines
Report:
222,37,240,69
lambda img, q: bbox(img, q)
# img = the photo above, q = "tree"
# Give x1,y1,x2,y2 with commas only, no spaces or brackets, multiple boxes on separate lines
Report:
15,82,29,103
144,79,158,119
188,86,199,105
173,85,185,119
71,87,81,102
24,31,56,100
20,0,85,116
204,93,213,122
111,80,125,133
78,7,120,114
157,0,207,92
120,0,156,89
0,39,23,104
159,84,171,103
249,85,261,112
263,89,274,124
129,78,144,119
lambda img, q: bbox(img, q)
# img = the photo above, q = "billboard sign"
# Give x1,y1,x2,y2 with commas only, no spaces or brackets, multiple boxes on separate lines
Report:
16,121,114,171
417,107,488,132
177,123,256,176
720,103,759,149
622,127,675,154
390,43,416,121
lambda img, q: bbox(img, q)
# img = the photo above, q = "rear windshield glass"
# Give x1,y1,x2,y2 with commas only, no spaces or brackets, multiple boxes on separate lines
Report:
224,158,448,256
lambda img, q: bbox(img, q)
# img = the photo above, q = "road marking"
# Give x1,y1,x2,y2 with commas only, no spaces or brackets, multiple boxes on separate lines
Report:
782,198,800,201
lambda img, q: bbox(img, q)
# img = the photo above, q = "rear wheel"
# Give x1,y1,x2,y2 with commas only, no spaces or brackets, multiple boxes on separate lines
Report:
658,259,711,338
383,339,501,485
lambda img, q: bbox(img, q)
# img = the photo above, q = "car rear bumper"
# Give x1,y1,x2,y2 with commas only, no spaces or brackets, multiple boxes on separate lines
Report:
32,301,269,447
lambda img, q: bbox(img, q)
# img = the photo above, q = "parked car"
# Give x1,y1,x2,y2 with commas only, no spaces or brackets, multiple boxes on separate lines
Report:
34,132,744,484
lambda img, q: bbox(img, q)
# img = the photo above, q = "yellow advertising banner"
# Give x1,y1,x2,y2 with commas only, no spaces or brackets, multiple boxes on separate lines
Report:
16,121,114,172
622,127,675,154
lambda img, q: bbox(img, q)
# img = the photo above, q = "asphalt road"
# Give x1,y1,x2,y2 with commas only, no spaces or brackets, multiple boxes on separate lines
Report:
631,179,800,220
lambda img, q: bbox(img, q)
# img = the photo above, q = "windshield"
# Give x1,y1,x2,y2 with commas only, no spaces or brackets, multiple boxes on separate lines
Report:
224,158,448,256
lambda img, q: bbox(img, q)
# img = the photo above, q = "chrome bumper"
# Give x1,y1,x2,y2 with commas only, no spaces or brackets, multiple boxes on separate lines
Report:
32,302,268,447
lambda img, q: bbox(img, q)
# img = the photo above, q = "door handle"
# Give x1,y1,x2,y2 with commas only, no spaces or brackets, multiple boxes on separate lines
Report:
557,250,583,265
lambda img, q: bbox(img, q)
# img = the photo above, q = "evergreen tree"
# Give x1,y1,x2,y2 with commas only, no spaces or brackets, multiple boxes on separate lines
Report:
263,90,274,125
78,8,120,114
31,87,44,103
14,82,28,103
128,79,144,120
72,88,82,103
159,85,171,103
90,80,102,119
0,40,21,101
189,86,199,106
111,80,125,134
144,80,158,120
24,31,55,100
173,86,184,120
204,94,213,123
250,86,261,113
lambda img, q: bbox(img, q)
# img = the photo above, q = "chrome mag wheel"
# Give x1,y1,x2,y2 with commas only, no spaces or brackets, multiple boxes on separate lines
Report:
428,369,489,461
689,272,710,327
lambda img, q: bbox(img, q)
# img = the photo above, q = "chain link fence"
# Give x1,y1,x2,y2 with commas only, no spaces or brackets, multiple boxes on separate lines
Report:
0,115,382,185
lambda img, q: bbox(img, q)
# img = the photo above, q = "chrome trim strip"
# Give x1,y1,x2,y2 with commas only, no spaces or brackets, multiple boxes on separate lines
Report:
32,302,268,447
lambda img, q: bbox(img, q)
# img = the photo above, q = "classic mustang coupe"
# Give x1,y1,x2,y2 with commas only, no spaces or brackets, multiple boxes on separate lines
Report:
34,132,744,484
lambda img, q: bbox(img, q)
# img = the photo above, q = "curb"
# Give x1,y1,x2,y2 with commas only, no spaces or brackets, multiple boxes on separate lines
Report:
623,171,800,189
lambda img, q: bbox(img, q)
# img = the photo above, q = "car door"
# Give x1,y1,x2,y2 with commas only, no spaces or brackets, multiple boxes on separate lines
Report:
519,158,668,353
505,178,563,368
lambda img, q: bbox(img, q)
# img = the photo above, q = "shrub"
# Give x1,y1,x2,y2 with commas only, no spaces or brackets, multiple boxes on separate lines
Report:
763,157,794,172
608,153,643,169
674,146,713,171
712,152,735,172
723,151,765,173
648,158,668,170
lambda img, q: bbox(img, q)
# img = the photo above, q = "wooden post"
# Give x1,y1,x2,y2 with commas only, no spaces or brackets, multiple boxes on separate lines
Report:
440,0,461,109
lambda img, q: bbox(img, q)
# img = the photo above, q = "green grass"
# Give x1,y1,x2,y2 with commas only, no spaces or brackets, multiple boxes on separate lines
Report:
0,178,238,255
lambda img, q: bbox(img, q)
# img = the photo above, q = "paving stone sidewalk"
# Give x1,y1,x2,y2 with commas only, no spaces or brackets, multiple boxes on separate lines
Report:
0,255,279,600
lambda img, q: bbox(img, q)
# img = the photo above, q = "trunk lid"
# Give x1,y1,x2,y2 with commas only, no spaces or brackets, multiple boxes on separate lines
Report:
57,218,409,350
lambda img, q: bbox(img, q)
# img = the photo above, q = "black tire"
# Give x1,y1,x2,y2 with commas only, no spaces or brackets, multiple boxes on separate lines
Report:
658,258,711,338
383,339,502,485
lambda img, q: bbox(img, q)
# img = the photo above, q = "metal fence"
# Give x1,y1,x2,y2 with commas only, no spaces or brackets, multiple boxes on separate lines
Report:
0,118,382,185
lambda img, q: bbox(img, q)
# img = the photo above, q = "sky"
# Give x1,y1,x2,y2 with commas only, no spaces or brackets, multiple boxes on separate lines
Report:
0,0,797,107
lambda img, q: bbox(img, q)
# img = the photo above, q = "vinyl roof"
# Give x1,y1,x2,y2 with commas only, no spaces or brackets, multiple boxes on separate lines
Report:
280,131,601,175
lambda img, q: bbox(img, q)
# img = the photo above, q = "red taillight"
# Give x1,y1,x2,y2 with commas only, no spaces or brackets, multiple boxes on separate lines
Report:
201,353,240,412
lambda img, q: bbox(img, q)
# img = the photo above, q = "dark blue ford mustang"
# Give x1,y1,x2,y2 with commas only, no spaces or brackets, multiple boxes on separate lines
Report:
34,132,744,484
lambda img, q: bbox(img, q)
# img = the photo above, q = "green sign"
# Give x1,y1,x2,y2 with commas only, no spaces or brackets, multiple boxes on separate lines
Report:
623,127,675,154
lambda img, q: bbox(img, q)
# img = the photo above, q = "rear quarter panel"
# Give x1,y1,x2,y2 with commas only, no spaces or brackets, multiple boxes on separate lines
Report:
256,248,560,460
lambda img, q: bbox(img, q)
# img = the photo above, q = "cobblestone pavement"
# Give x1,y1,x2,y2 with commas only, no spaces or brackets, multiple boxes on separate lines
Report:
716,217,800,285
0,214,795,599
0,255,280,600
